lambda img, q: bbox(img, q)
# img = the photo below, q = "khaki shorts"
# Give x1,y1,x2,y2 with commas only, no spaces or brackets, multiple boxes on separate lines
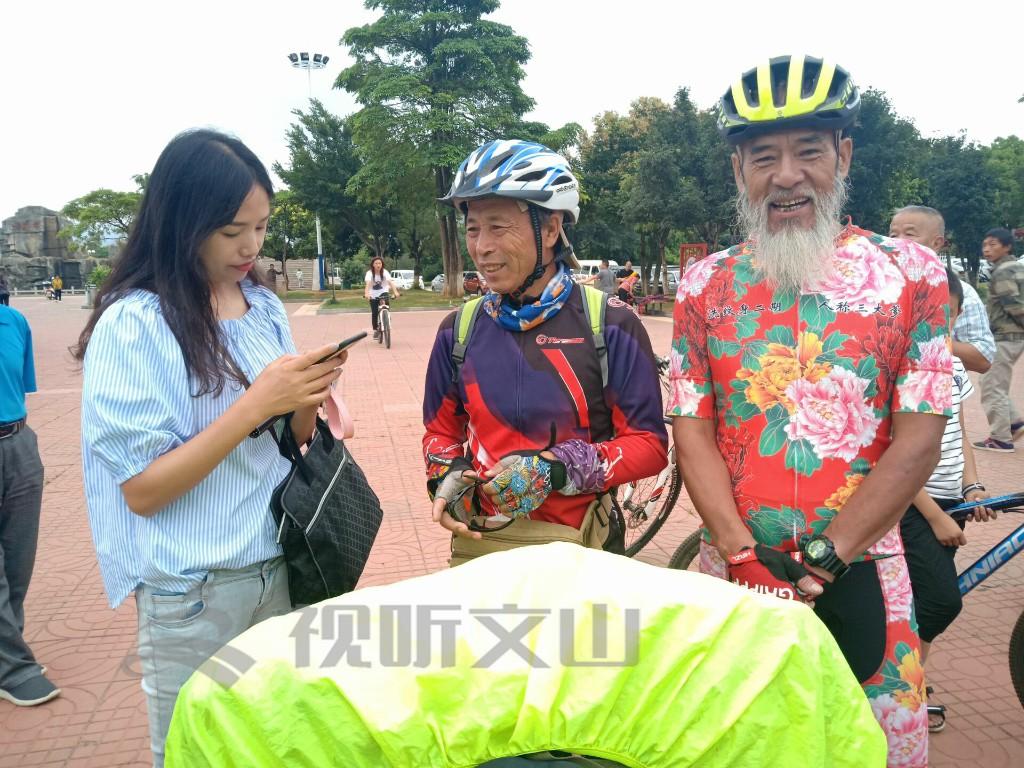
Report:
450,494,623,567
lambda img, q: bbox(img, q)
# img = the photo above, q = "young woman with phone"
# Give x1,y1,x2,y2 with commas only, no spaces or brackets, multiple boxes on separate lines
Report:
74,129,346,767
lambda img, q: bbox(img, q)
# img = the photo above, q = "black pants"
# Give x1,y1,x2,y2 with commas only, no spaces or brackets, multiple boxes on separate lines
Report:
0,427,45,689
900,499,964,643
0,294,8,306
54,289,62,301
369,298,381,330
813,561,888,682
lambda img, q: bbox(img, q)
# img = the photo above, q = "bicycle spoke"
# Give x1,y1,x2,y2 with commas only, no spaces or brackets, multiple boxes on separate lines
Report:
618,459,680,557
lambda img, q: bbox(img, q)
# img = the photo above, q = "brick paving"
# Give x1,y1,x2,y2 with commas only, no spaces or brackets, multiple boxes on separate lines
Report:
1,295,1021,766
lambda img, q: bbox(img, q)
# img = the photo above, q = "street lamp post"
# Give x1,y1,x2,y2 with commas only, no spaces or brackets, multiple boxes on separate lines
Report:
288,51,330,292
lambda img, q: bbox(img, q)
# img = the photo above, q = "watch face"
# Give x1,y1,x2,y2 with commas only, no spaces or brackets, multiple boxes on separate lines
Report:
806,539,828,560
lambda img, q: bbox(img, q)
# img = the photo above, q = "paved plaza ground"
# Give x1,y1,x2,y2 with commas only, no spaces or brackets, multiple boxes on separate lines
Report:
1,295,1022,766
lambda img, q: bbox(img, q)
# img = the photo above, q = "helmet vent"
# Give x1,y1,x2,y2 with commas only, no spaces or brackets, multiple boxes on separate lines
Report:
552,174,572,185
802,60,823,99
515,170,547,182
769,61,788,108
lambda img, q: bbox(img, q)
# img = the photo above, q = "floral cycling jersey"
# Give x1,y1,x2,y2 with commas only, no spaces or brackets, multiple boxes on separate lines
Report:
670,224,952,768
668,224,954,558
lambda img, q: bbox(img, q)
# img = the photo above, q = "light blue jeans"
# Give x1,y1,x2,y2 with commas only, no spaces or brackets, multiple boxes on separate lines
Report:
135,556,290,768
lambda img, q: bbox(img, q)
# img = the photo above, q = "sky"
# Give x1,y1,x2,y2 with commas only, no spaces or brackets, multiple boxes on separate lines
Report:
1,0,1021,222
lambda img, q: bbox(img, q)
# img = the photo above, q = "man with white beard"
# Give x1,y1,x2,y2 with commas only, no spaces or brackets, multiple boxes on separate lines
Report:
669,55,952,767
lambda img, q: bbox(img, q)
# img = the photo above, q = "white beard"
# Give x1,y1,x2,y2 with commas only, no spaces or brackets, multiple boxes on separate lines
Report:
736,176,848,292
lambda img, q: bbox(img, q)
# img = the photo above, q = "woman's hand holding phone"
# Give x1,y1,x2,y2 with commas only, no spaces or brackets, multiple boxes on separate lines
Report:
312,332,367,364
246,344,346,425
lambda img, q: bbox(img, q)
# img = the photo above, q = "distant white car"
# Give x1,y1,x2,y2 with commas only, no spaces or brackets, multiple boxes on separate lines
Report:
950,257,991,282
431,274,445,292
390,269,424,290
666,268,680,292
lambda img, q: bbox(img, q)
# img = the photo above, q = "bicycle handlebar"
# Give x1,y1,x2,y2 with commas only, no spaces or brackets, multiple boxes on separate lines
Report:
947,492,1024,521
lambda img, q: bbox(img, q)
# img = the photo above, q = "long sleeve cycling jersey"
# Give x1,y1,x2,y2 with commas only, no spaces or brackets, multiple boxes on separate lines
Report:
423,286,668,529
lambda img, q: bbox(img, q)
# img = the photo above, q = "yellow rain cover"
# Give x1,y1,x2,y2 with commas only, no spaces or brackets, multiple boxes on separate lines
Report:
166,542,885,767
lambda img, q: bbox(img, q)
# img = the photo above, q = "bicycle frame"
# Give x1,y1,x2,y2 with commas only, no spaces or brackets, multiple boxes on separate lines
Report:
956,516,1024,596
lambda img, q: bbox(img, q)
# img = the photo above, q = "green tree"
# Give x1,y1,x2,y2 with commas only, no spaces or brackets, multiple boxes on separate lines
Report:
393,171,440,288
338,0,538,297
845,89,926,231
575,111,643,265
985,135,1024,229
60,177,144,254
264,190,318,290
923,135,997,280
619,94,705,293
275,102,396,265
690,107,737,251
578,91,725,290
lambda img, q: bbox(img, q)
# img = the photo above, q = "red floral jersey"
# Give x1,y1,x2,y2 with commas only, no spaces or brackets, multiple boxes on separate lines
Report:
669,225,953,558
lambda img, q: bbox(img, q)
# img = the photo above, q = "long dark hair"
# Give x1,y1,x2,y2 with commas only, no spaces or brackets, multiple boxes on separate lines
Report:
369,256,385,281
73,129,274,396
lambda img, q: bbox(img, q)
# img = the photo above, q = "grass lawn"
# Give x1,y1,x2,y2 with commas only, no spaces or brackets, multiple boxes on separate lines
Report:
315,288,475,311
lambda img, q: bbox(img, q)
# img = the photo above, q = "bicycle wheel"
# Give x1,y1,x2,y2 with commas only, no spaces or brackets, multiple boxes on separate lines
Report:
382,309,391,349
667,529,703,571
1010,609,1024,709
619,460,682,557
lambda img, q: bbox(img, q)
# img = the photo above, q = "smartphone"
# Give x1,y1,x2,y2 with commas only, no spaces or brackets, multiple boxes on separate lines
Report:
314,331,368,364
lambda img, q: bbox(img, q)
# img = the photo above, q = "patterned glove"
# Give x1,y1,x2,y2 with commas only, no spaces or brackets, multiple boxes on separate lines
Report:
484,454,567,518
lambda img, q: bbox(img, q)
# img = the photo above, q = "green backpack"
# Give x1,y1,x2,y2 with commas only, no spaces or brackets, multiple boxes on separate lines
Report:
450,284,609,388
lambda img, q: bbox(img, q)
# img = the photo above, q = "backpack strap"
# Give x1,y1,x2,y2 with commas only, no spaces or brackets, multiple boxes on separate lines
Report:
451,289,608,389
580,285,608,389
451,296,486,385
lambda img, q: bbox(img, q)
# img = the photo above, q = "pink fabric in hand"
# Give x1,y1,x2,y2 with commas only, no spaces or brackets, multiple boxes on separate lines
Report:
323,380,354,440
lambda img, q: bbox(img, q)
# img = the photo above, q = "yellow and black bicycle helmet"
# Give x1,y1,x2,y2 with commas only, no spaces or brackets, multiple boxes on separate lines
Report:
716,55,860,145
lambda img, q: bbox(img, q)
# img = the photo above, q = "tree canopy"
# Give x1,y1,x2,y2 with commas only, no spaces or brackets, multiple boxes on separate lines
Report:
61,5,1024,287
60,175,145,255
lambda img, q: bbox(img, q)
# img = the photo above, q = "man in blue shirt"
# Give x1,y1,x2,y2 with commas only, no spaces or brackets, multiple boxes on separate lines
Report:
0,305,58,705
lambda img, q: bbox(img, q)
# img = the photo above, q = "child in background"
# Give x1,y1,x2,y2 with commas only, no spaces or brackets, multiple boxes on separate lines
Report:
899,268,994,711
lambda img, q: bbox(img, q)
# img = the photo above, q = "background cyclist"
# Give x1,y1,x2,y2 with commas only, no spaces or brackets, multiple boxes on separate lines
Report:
364,256,400,341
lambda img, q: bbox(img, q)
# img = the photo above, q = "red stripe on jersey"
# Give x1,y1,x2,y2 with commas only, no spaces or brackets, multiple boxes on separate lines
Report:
541,348,590,429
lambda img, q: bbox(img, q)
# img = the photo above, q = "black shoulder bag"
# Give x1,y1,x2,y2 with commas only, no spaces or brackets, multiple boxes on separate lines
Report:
268,413,383,607
232,350,383,608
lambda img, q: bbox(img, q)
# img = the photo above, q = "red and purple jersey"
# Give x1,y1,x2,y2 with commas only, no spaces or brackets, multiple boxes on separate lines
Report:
423,286,668,529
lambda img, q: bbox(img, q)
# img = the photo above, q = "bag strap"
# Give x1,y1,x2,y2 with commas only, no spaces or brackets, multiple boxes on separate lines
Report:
450,295,486,385
580,284,608,389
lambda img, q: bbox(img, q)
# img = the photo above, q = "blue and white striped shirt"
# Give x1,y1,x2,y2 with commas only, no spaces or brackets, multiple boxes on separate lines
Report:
955,281,996,363
82,282,294,607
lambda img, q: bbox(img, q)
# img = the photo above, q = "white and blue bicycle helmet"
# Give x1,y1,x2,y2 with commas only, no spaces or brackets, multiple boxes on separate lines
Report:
441,140,581,299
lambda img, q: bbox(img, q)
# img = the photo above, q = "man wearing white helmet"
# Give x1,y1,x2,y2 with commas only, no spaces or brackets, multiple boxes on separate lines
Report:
423,140,668,564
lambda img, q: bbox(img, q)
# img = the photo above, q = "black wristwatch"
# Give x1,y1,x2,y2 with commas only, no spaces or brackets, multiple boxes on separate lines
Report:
800,534,849,579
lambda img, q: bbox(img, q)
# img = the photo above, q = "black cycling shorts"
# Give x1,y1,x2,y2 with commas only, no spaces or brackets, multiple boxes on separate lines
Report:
812,560,889,682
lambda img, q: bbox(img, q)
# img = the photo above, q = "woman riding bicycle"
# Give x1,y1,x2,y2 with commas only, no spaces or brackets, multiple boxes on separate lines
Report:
364,256,400,341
